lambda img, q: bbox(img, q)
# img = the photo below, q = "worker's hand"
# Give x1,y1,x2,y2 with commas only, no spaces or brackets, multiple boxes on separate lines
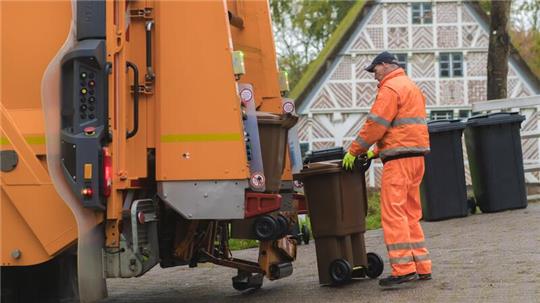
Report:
342,152,356,170
359,150,376,162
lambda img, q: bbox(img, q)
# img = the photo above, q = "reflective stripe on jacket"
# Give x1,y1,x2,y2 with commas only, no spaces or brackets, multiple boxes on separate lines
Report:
349,68,430,159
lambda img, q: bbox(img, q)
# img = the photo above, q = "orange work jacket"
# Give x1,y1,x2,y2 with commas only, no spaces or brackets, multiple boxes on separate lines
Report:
349,68,430,160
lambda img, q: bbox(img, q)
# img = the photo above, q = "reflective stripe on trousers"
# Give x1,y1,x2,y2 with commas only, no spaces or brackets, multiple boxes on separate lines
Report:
381,157,432,276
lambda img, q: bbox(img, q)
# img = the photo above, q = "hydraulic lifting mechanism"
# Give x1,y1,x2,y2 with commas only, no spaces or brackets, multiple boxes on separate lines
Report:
0,1,309,302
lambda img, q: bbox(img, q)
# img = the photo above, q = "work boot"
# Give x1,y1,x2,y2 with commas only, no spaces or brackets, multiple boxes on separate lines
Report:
418,273,432,281
378,272,418,287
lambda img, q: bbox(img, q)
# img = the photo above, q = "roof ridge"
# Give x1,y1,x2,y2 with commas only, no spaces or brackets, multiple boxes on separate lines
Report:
290,0,370,102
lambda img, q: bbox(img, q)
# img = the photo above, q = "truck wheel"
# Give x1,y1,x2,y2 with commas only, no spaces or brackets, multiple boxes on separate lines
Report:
253,215,278,240
366,252,384,279
329,259,352,284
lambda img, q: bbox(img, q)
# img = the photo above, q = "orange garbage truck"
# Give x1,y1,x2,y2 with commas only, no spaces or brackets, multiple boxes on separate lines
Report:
0,1,304,302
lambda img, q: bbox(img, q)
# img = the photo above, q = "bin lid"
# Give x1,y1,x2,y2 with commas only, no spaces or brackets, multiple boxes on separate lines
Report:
427,119,466,133
293,160,343,180
256,112,298,128
256,112,281,120
466,112,525,127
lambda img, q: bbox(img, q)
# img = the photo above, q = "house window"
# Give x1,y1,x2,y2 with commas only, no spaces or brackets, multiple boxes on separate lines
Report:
440,53,463,77
300,142,310,158
412,3,433,24
430,110,454,120
394,53,408,71
459,110,471,119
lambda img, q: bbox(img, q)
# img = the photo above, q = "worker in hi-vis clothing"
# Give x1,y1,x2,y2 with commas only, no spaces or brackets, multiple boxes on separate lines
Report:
342,51,432,288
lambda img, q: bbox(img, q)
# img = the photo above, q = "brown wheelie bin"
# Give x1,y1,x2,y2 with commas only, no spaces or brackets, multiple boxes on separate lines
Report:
231,112,298,240
294,159,383,285
256,112,298,193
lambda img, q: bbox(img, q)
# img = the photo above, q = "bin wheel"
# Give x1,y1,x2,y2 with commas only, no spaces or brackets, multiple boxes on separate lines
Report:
253,215,278,240
276,214,290,238
329,259,352,284
301,225,310,245
467,198,477,214
366,252,384,279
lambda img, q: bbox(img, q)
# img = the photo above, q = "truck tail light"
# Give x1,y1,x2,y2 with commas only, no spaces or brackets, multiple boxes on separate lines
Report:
102,147,112,197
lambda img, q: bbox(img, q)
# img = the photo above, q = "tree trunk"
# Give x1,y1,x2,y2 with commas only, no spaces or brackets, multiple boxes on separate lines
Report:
487,1,512,100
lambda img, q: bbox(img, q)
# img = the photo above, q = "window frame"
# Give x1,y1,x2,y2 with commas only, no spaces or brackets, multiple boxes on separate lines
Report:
299,142,310,158
394,53,408,73
439,52,463,78
429,110,454,121
412,2,433,25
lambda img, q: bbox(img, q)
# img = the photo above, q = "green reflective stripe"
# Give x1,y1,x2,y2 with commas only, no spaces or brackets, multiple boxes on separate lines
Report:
387,242,412,251
355,136,371,149
413,254,431,262
392,117,427,127
161,133,242,143
367,113,391,128
389,255,415,265
379,146,430,158
0,136,45,145
411,241,426,249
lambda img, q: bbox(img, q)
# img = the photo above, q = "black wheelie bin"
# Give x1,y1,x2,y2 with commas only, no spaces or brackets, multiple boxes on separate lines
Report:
294,158,383,285
465,112,527,213
420,119,469,221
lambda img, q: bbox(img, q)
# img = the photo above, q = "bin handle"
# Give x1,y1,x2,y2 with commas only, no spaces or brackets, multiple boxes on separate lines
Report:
354,157,370,217
356,157,371,172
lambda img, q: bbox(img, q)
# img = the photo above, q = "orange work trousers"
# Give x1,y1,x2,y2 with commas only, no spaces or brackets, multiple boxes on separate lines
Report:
380,156,431,276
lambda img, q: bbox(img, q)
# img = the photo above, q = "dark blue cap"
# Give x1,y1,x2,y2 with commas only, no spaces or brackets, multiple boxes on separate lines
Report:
365,51,400,72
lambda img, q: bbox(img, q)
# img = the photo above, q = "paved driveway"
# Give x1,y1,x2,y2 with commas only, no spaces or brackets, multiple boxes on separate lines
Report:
104,202,540,303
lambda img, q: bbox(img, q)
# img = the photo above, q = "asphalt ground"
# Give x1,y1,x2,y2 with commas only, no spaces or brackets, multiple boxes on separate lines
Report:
103,202,540,303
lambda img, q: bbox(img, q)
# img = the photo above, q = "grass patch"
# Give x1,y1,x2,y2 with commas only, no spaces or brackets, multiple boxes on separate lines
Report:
298,191,382,232
228,239,258,250
365,191,382,230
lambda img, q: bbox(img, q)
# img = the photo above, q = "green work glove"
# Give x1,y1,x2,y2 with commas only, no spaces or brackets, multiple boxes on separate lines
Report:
342,152,356,170
366,150,376,159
